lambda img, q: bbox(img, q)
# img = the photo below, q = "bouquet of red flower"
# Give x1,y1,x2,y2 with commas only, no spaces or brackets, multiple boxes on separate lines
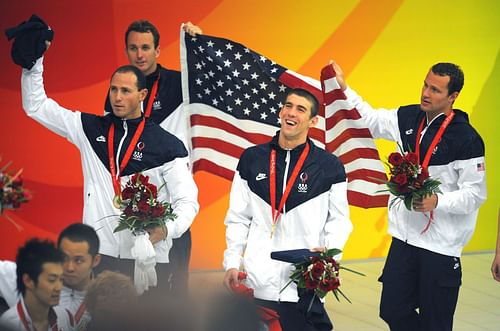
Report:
280,248,364,305
0,162,31,214
0,160,32,231
113,173,176,234
384,150,441,211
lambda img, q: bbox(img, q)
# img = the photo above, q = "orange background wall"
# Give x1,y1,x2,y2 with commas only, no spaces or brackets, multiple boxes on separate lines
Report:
0,0,498,270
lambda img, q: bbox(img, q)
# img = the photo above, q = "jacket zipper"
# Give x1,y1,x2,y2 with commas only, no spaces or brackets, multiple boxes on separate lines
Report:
278,150,291,302
115,120,129,178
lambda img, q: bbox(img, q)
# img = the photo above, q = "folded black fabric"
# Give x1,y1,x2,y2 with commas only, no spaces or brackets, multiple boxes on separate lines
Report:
270,249,320,264
297,288,333,331
5,14,54,69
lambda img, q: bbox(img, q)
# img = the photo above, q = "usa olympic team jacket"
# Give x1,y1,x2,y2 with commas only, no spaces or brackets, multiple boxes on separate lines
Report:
344,87,486,257
223,134,353,302
104,64,191,161
21,57,199,263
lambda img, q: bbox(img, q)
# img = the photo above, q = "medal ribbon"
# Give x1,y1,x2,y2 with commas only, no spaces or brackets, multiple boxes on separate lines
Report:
415,111,455,169
74,302,86,324
269,143,310,238
108,119,146,197
17,301,58,331
144,73,160,118
414,110,455,233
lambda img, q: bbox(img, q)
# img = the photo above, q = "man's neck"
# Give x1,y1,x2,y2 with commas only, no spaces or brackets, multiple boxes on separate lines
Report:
278,135,307,150
144,63,158,77
23,294,50,325
426,108,451,124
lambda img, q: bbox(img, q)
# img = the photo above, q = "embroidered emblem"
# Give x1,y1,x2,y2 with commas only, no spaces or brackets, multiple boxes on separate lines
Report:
298,172,308,193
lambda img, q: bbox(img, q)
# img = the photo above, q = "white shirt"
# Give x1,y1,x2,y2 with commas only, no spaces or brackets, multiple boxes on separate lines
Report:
0,297,74,331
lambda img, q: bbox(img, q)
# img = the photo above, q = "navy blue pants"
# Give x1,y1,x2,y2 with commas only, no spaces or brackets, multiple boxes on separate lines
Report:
169,228,192,296
379,238,461,331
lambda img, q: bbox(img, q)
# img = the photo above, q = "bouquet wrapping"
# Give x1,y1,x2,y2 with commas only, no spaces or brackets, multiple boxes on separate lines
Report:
114,173,176,294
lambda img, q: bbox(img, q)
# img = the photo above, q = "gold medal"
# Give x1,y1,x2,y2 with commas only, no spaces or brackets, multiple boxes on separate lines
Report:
270,223,276,239
112,194,121,209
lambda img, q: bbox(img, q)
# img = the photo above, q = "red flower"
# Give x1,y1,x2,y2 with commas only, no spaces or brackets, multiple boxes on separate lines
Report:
319,279,330,292
151,205,165,217
121,187,135,200
305,277,319,290
405,152,418,165
417,168,429,182
137,199,150,213
311,261,325,279
146,183,157,196
388,152,404,166
327,277,340,291
11,176,23,188
132,173,149,185
124,205,134,217
392,173,408,186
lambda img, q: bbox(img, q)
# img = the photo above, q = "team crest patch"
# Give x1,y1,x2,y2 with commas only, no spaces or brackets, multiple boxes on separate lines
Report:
133,141,145,161
298,172,308,193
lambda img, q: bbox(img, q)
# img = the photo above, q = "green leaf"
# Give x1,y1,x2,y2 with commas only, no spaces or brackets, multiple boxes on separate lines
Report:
340,266,366,276
336,288,352,304
404,196,413,211
113,223,130,233
326,248,342,257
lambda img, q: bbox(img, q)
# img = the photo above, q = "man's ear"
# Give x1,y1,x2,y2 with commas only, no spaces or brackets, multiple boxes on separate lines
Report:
92,254,102,269
309,115,319,128
448,91,459,104
139,88,148,102
22,273,35,290
155,46,160,59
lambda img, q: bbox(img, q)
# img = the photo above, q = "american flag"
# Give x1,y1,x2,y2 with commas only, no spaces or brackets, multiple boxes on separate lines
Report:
180,31,389,208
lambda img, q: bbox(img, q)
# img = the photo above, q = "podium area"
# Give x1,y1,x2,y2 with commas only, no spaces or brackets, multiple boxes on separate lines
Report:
190,252,500,330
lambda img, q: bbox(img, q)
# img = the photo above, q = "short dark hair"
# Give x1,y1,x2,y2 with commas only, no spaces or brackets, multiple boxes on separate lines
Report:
125,20,160,49
286,88,320,118
111,65,147,91
431,62,464,95
16,238,63,296
57,223,100,257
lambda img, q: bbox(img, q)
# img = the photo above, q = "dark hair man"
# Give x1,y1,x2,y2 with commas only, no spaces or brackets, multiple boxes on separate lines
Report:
223,88,353,330
103,19,202,296
0,238,73,331
331,60,486,331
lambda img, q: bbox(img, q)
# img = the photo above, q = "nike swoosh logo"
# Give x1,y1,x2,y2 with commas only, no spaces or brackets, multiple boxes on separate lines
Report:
255,173,267,181
96,135,106,142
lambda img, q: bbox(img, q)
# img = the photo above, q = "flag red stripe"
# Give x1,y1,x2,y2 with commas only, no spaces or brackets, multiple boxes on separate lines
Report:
192,159,235,181
191,114,272,145
323,88,347,105
192,137,245,159
346,168,387,183
338,148,382,164
325,128,374,152
347,190,388,209
325,108,362,130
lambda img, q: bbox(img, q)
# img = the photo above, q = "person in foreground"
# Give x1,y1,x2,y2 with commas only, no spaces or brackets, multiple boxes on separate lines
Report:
0,239,73,331
57,223,101,330
330,61,487,330
14,32,199,297
222,88,353,331
0,223,100,330
103,19,201,296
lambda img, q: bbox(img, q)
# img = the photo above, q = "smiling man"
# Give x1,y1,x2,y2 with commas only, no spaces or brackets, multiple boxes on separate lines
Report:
223,88,353,331
331,61,487,331
0,239,73,331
